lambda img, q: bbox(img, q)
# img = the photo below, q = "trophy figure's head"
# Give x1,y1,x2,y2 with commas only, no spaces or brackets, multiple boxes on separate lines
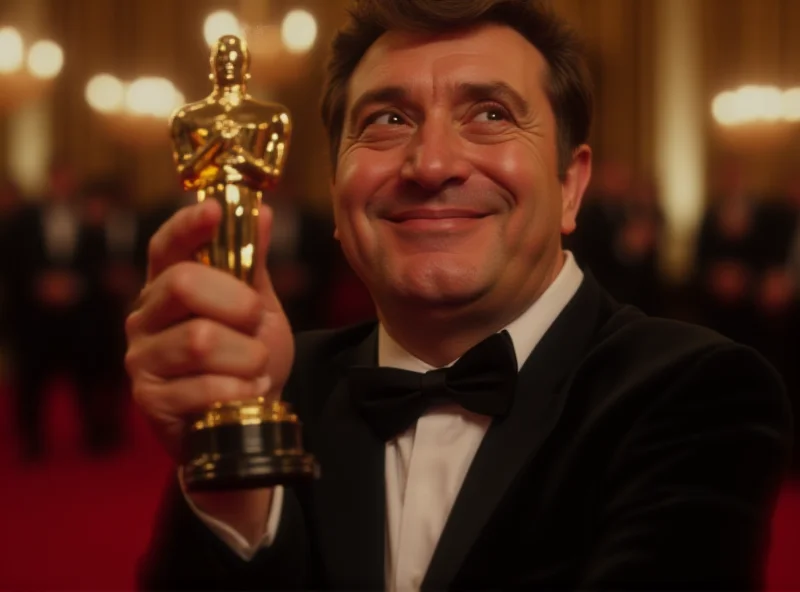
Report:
210,35,251,88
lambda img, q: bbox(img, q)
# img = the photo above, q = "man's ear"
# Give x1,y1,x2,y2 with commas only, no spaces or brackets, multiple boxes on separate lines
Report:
560,145,592,236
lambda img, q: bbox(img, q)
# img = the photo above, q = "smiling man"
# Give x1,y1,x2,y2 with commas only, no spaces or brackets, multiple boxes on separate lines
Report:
127,1,792,590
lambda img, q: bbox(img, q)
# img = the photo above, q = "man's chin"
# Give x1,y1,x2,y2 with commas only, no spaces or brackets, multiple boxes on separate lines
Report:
387,269,489,310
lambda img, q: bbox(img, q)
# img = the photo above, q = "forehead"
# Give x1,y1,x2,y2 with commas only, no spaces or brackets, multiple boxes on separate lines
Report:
348,23,548,104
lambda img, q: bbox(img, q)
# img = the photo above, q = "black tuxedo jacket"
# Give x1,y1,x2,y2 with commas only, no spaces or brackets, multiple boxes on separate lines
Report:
140,274,792,590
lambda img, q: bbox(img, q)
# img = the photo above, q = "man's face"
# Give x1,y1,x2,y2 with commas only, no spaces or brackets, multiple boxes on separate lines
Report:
332,24,590,318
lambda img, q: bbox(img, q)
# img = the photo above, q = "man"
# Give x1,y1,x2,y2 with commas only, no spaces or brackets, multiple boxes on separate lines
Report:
125,0,793,589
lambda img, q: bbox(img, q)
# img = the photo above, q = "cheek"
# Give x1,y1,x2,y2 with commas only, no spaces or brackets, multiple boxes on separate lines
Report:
336,148,402,215
333,149,401,257
473,142,551,217
473,143,561,246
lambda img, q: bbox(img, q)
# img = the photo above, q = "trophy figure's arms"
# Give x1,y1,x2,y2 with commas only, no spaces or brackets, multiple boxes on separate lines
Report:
172,120,226,185
226,117,290,188
227,145,283,188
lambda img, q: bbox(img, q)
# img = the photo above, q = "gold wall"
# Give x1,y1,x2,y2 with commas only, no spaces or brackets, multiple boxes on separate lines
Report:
552,0,800,193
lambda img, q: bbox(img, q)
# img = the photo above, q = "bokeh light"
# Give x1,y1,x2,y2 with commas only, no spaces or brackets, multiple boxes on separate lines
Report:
85,74,126,113
712,85,800,126
26,40,64,79
0,27,24,73
125,77,184,118
280,10,317,54
204,10,245,47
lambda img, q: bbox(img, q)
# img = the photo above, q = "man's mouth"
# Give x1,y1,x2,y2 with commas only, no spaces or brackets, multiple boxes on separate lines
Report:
385,208,488,223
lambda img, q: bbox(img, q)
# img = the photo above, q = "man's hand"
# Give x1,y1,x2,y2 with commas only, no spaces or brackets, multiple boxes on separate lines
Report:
125,199,294,462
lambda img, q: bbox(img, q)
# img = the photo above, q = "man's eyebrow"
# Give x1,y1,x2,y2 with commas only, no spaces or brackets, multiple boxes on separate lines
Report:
347,86,410,127
454,81,531,117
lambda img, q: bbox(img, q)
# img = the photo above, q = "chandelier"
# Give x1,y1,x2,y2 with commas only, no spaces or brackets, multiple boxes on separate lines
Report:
0,26,63,112
85,74,185,148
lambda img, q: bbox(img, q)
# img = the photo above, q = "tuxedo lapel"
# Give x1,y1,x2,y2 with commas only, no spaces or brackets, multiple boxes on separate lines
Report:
423,275,605,589
313,327,387,589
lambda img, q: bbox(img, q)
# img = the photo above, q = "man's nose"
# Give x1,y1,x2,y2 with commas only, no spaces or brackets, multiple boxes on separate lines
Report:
400,117,471,190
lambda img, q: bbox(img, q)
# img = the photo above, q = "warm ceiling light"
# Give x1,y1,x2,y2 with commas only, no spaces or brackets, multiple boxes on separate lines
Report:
0,27,24,73
85,74,126,113
125,76,184,118
712,84,800,126
204,10,245,47
27,40,63,79
782,88,800,122
280,10,317,54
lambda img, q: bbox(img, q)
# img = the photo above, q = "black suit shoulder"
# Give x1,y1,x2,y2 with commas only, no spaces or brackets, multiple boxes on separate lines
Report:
584,306,787,406
555,307,792,589
575,305,790,455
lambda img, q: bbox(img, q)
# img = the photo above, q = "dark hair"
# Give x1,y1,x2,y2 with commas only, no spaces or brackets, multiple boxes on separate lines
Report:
320,0,593,180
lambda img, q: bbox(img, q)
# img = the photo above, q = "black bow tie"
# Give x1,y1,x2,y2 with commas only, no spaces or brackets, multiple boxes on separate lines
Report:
349,331,518,442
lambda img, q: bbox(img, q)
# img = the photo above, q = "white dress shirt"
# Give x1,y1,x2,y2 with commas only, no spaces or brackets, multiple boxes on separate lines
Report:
185,251,584,591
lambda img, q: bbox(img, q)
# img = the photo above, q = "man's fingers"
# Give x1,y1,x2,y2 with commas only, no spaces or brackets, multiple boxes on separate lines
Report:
132,262,265,337
252,204,283,310
126,318,270,380
147,200,221,283
133,374,274,420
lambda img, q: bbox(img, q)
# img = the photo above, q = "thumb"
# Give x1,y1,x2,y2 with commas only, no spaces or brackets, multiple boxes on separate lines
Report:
253,204,283,312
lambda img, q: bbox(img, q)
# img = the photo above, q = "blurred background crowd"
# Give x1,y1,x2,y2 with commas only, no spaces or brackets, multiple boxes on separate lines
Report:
5,156,800,467
0,0,799,589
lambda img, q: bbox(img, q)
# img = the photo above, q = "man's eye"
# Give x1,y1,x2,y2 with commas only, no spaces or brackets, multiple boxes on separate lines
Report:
365,111,406,127
472,107,510,123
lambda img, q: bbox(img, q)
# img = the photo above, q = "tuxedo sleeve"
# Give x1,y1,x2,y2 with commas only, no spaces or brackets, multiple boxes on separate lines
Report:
579,344,793,590
137,474,312,591
178,472,284,560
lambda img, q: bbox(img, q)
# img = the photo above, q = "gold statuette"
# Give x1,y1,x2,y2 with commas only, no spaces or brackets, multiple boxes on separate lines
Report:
170,35,317,491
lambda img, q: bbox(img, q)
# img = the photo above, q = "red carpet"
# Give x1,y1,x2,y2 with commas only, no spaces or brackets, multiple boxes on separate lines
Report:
0,381,798,591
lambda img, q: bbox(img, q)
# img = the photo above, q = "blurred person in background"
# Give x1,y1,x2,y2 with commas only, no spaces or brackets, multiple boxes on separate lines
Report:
567,162,664,315
3,162,104,461
79,175,147,453
609,175,664,315
0,176,23,219
777,174,800,473
566,159,630,295
325,246,377,327
694,160,761,348
265,183,337,332
0,177,24,372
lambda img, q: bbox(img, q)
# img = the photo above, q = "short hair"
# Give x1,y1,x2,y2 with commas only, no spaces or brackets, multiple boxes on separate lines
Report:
320,0,594,180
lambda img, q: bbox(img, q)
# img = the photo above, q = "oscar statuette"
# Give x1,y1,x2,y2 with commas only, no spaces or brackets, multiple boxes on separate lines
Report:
169,35,317,491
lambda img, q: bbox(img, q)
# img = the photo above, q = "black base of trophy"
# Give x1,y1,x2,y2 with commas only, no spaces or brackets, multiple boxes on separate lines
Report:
182,421,318,491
